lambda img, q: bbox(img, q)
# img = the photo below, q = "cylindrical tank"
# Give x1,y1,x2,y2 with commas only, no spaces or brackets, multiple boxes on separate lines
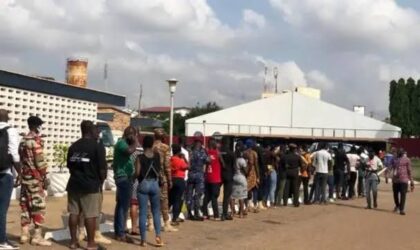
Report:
66,58,88,88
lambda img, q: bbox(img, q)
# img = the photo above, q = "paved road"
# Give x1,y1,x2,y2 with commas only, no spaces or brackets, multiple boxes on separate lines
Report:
6,183,419,250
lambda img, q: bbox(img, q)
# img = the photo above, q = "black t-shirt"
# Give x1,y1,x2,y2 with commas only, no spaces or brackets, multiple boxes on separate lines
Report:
220,150,235,181
138,153,161,183
281,152,302,174
66,138,107,194
334,149,348,171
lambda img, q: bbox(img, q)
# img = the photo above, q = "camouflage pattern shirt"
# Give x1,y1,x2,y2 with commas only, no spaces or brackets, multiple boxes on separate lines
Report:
19,131,48,185
153,140,171,183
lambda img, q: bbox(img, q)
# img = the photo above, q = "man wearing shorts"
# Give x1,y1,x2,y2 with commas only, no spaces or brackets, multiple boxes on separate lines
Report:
67,121,107,249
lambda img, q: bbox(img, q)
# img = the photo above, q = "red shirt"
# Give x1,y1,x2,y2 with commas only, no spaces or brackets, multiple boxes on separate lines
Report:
206,149,222,183
171,155,188,179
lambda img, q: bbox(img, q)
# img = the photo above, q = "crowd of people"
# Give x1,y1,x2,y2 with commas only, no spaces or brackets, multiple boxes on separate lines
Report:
0,108,415,250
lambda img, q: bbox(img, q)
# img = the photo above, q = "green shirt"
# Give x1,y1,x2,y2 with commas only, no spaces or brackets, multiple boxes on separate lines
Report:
113,139,134,178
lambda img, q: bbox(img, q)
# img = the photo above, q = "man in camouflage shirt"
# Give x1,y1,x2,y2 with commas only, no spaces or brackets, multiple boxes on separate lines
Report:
19,116,51,246
151,128,178,232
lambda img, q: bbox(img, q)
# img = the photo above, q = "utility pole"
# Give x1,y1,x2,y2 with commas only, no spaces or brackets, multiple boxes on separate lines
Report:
138,83,143,117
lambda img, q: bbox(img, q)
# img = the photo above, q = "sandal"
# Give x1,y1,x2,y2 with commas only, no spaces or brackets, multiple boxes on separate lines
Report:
130,231,140,236
155,237,164,247
86,246,107,250
69,243,81,249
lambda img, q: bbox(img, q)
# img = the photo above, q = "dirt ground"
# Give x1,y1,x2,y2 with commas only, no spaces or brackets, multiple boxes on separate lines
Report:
6,182,420,250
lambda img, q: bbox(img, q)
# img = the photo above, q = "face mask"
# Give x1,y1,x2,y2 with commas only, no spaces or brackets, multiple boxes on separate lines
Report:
37,126,43,135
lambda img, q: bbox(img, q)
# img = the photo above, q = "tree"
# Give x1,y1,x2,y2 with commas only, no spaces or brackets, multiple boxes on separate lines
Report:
406,78,416,135
415,80,420,136
389,80,398,126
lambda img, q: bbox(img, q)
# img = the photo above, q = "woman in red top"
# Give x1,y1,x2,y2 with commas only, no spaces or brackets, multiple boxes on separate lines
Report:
169,144,189,226
202,139,223,219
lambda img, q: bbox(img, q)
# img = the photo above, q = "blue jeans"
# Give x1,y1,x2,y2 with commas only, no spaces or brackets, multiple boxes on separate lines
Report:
114,177,132,238
267,171,277,204
365,174,379,208
0,174,13,243
138,179,161,241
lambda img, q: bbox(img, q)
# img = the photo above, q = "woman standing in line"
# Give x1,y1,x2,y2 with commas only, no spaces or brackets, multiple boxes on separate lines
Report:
169,144,189,225
135,135,164,247
231,142,248,218
202,139,223,220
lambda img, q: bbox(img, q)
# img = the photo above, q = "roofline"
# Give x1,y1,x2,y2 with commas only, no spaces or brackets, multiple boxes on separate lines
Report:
223,133,390,142
0,69,125,106
98,105,131,115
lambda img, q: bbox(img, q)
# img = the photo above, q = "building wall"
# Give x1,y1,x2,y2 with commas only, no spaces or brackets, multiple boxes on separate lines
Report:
97,108,130,132
0,85,97,166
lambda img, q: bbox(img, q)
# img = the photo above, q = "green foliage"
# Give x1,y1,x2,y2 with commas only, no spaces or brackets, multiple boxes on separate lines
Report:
53,144,69,172
389,78,420,137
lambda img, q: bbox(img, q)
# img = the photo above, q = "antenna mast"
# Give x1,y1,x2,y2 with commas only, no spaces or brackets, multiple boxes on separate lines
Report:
138,83,143,117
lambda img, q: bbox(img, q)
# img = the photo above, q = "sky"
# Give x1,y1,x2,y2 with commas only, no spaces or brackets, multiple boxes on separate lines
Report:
1,0,420,119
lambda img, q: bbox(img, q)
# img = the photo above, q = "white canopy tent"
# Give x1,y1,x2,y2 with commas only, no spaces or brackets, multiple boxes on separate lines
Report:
185,92,401,141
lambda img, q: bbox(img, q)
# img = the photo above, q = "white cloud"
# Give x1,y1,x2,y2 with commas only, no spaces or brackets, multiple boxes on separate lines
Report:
243,9,266,29
307,70,334,90
269,0,420,51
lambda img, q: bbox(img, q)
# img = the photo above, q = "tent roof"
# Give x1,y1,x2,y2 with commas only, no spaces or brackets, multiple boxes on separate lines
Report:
186,92,400,139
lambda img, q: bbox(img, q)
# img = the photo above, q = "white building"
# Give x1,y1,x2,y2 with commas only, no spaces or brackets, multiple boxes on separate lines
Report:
185,91,401,141
0,69,125,166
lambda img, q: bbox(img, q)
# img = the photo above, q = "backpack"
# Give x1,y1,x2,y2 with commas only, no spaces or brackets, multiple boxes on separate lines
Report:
0,126,12,170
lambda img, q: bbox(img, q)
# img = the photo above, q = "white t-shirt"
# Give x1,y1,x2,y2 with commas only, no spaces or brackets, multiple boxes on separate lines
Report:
311,149,332,174
347,153,360,172
181,147,190,181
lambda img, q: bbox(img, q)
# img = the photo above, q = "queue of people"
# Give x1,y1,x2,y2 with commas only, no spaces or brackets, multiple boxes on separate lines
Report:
0,108,415,250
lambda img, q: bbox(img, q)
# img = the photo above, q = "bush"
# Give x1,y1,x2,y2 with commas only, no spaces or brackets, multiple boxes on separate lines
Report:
53,144,69,172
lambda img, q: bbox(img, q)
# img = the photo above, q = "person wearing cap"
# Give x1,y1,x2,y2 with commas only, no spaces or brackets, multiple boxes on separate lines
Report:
152,128,178,232
392,149,414,215
281,143,304,207
0,109,22,250
19,116,51,246
186,137,209,221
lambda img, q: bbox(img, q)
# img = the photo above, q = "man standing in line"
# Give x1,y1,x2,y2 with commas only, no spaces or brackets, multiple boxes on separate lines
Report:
0,109,21,250
113,126,139,242
334,143,350,200
346,147,360,200
186,138,208,221
67,121,107,250
311,143,332,205
19,116,51,246
220,137,235,221
282,144,303,207
152,128,178,232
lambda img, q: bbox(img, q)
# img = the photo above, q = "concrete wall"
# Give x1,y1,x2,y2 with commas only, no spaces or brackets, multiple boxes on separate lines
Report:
0,85,97,166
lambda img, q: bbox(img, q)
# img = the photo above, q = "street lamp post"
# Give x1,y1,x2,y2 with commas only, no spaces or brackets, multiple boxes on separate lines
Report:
273,66,279,94
167,79,178,147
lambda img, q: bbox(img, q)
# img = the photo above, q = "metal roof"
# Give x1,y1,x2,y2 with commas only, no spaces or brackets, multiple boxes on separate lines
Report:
0,69,125,106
